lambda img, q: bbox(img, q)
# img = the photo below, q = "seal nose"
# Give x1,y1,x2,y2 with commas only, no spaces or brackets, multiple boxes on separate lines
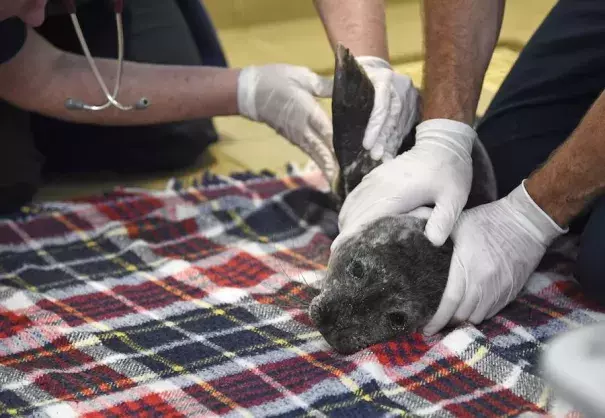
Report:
309,293,340,330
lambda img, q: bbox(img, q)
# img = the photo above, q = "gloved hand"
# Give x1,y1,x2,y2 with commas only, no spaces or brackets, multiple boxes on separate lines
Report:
237,64,336,183
422,180,567,336
355,56,421,161
332,118,476,250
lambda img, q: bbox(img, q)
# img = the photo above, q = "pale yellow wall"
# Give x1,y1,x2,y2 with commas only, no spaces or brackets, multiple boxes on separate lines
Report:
203,0,558,74
204,0,411,29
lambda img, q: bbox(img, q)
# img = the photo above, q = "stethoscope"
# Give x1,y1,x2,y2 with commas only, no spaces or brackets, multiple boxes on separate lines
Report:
61,0,149,111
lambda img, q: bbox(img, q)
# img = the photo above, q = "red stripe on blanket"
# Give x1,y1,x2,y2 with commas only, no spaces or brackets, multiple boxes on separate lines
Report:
34,364,137,400
97,196,165,221
371,332,435,367
199,253,277,288
0,310,34,338
83,394,185,418
397,356,544,416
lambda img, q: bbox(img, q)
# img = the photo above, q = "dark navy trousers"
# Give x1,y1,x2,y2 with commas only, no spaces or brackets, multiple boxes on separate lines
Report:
475,0,605,302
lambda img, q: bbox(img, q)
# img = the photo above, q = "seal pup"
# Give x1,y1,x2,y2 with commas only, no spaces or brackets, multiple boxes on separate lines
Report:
308,44,497,355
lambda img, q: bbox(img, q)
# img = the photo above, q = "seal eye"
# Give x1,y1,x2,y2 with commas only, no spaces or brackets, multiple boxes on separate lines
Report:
347,260,364,279
388,312,407,329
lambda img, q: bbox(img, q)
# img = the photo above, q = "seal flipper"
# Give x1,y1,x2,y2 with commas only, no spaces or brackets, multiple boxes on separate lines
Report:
331,44,417,200
331,44,382,199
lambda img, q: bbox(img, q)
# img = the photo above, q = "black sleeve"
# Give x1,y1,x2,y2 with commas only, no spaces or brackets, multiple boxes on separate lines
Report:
0,18,27,65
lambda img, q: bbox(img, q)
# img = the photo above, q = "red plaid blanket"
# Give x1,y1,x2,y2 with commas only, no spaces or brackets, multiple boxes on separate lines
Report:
0,168,603,417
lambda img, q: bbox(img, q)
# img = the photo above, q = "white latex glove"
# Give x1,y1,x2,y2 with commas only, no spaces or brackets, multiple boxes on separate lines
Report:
422,180,568,336
332,118,476,250
356,56,420,161
237,64,337,183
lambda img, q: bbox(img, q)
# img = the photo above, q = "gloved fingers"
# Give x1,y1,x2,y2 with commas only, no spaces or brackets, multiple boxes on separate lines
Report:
301,129,337,184
381,152,394,162
337,176,424,230
330,231,348,252
307,102,333,143
310,74,334,98
381,129,402,161
483,283,519,320
369,143,385,161
453,287,481,325
484,266,525,321
338,195,404,232
391,71,416,99
379,97,404,161
355,55,392,70
336,175,378,225
362,77,392,153
449,257,478,324
292,67,334,98
369,84,401,161
330,222,367,252
423,301,459,336
468,291,496,325
478,302,502,324
422,255,466,336
389,74,420,147
424,199,464,247
406,206,433,220
334,193,405,250
403,86,421,128
485,299,509,321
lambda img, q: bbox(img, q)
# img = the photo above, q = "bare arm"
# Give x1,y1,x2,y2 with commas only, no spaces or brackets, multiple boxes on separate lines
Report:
0,28,241,126
421,0,505,125
525,89,605,228
313,0,389,60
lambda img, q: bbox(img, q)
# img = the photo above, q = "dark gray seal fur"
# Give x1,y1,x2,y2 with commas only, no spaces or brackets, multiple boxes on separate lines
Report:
308,44,497,355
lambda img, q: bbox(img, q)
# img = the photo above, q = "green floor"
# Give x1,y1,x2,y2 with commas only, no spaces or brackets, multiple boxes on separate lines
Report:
34,0,557,202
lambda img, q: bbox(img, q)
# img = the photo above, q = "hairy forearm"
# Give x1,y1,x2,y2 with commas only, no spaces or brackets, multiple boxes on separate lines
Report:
313,0,388,60
525,89,605,228
421,0,505,125
0,28,240,126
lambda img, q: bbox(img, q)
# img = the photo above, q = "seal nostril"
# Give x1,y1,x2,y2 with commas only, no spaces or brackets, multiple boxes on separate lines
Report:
309,298,332,328
388,311,408,330
317,306,332,326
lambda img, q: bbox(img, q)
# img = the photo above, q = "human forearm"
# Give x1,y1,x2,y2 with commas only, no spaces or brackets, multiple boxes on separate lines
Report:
525,89,605,228
421,0,505,125
0,28,240,126
313,0,388,60
42,53,240,125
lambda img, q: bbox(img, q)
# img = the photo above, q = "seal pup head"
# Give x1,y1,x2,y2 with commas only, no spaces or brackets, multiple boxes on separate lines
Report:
309,214,452,355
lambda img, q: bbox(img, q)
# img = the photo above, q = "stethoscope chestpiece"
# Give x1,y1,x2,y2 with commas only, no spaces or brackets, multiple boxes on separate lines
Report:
65,97,150,111
135,97,150,110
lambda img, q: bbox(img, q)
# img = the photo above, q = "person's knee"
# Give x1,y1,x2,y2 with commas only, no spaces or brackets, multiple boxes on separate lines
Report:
0,157,43,215
126,119,219,172
0,183,40,215
33,118,218,175
0,102,44,215
575,197,605,305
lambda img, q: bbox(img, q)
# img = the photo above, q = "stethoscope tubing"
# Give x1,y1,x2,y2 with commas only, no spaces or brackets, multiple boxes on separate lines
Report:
62,0,149,111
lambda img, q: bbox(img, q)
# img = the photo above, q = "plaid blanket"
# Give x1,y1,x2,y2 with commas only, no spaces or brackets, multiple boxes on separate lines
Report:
1,167,604,418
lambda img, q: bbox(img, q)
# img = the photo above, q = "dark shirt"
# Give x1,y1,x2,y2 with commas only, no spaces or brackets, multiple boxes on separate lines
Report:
0,18,27,65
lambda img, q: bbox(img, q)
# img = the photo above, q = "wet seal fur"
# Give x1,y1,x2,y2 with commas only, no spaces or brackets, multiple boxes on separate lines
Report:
308,44,497,355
